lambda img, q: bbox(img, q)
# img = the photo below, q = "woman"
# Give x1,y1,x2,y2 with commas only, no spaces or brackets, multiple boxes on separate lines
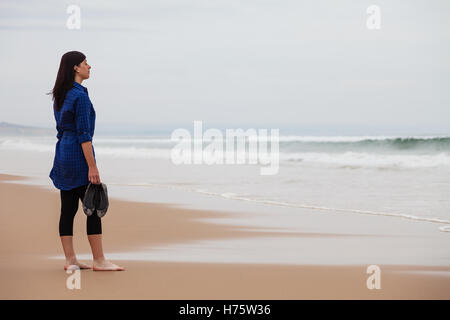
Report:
49,51,124,271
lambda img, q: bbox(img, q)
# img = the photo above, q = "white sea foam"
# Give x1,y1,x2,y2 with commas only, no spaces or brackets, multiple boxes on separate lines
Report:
108,181,450,232
271,135,450,142
0,138,54,153
94,146,171,159
1,136,449,168
195,189,450,226
281,152,450,168
96,134,450,143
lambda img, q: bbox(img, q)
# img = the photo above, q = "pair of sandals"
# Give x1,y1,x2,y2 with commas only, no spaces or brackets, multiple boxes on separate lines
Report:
82,182,109,218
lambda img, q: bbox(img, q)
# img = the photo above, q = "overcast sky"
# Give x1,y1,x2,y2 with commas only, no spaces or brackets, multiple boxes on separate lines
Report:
1,0,449,135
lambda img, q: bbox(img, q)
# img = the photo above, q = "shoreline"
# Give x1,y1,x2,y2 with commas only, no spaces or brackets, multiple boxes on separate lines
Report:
1,173,450,299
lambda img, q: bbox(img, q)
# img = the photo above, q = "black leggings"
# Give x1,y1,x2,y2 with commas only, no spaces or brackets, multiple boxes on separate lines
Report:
59,184,102,236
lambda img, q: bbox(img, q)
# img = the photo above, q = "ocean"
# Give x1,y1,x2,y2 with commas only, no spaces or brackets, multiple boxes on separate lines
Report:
1,133,450,233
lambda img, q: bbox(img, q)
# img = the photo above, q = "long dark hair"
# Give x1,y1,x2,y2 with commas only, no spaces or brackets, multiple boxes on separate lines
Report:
48,51,86,111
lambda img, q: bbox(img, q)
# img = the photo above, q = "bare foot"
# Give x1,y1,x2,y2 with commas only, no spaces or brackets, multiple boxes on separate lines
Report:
93,259,125,271
64,260,91,271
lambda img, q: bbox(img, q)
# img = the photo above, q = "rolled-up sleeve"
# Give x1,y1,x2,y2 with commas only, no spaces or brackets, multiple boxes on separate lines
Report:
75,94,92,144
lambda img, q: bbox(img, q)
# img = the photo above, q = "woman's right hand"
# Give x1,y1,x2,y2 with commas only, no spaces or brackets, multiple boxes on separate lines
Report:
88,165,101,184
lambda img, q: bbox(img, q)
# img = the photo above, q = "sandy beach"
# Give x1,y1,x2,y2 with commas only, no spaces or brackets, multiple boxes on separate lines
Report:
2,0,450,303
0,173,449,299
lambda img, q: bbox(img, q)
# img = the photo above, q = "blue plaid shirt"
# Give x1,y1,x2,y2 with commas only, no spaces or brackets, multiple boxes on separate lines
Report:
49,82,96,190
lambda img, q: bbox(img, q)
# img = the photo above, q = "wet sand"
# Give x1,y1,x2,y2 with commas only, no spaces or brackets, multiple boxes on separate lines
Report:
1,173,449,299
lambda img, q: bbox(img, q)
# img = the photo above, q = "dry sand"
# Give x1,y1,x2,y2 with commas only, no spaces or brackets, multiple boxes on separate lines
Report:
0,173,449,299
